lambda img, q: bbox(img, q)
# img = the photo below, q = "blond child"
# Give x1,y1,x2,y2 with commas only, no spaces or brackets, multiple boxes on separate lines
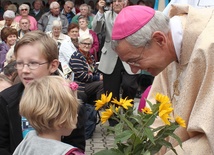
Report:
13,76,84,155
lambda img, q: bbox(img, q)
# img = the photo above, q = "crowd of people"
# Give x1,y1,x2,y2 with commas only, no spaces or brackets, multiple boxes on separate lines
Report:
5,0,213,155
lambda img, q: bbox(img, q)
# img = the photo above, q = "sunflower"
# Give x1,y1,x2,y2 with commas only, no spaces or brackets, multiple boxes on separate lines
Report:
159,102,173,125
175,116,186,128
155,93,170,104
101,107,113,124
142,107,153,114
111,97,133,109
95,92,112,110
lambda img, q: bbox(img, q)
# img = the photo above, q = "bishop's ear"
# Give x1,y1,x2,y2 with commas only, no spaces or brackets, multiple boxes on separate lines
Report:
152,31,167,47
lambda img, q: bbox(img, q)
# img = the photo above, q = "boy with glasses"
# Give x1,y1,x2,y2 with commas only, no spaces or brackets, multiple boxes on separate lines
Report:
0,31,86,155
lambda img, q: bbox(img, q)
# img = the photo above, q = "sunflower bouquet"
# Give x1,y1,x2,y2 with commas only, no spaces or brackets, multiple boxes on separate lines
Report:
94,92,186,155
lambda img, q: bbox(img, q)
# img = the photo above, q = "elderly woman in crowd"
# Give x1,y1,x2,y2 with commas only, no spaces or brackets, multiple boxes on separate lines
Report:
46,20,70,48
0,10,19,31
14,4,38,30
68,23,79,48
69,33,103,103
0,27,17,71
59,23,79,76
78,16,99,61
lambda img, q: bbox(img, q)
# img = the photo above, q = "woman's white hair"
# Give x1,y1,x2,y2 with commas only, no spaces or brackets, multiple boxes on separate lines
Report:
19,4,30,12
50,1,59,9
52,20,62,28
78,33,93,44
3,10,15,19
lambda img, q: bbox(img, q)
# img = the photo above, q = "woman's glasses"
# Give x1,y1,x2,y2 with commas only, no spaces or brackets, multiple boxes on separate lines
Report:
81,42,92,46
21,9,28,11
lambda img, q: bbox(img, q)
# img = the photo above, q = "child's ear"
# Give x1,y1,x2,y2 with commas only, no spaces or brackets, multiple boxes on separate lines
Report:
49,59,59,74
55,124,63,130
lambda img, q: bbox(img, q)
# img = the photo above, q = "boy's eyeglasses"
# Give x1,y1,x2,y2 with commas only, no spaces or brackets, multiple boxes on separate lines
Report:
15,62,49,70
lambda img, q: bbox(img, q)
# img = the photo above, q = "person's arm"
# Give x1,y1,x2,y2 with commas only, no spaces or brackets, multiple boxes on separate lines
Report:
37,14,45,31
59,40,76,65
61,15,69,34
92,0,106,31
89,30,99,55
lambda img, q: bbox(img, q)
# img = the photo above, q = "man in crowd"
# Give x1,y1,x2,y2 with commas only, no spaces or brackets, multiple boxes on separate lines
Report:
29,0,45,21
72,4,93,29
18,17,31,38
38,1,68,34
61,0,75,24
111,5,214,154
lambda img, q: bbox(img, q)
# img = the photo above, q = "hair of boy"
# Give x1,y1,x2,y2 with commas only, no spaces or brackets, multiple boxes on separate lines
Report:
0,27,18,42
19,76,79,134
14,30,59,63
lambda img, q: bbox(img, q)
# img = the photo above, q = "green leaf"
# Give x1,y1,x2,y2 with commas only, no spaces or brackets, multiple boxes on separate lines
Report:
115,130,133,144
146,99,160,114
152,125,165,133
143,127,155,144
149,143,163,154
123,145,133,155
94,148,124,155
117,142,128,152
133,143,148,155
119,113,139,135
143,114,156,126
170,133,182,147
159,139,178,155
143,150,151,155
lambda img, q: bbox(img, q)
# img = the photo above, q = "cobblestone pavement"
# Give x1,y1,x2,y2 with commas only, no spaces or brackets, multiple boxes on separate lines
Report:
85,123,114,155
85,99,140,155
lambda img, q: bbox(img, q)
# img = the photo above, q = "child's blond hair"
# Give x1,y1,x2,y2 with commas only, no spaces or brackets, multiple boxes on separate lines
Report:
19,76,79,134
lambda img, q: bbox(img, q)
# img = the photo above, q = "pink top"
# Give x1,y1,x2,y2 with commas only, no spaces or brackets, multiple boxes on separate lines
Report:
65,148,85,155
14,15,38,31
138,85,151,112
